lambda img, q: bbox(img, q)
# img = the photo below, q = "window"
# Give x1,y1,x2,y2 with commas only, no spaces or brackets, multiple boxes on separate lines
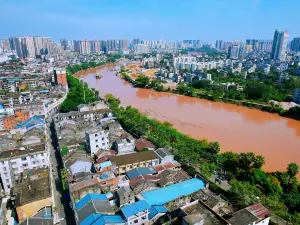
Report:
102,137,104,141
30,155,34,158
22,163,28,167
95,139,98,142
4,172,8,177
42,159,45,163
32,161,35,165
102,143,105,146
7,185,10,189
21,157,26,161
96,145,99,148
5,179,9,183
3,167,6,171
133,219,138,223
95,134,98,137
41,153,44,156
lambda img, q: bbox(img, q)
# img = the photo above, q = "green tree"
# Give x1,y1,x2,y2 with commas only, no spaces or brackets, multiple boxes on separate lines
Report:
206,142,220,155
287,163,299,178
229,180,261,209
135,75,150,88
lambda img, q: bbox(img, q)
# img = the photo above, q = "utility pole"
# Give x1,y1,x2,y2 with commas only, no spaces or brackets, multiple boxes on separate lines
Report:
81,77,86,103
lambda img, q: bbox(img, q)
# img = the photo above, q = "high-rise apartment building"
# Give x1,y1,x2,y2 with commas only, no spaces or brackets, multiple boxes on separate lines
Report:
271,30,289,60
228,45,240,59
291,38,300,52
135,44,150,54
133,39,141,46
246,39,258,51
60,38,68,50
258,40,273,52
9,36,56,58
215,40,224,50
119,39,129,50
24,36,36,58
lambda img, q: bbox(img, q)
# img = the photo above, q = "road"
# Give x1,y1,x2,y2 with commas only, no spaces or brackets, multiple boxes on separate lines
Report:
47,120,75,225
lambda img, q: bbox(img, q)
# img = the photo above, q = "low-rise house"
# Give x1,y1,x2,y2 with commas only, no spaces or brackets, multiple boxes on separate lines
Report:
131,179,157,195
110,151,160,175
227,203,270,225
116,186,135,207
54,109,110,124
121,200,151,225
95,150,116,164
97,160,114,174
155,148,177,164
135,139,155,152
80,214,125,225
0,144,48,193
85,128,110,156
12,168,52,223
191,188,234,216
140,178,207,211
157,169,190,187
114,138,135,155
63,150,92,176
77,101,108,112
19,206,53,225
74,193,115,225
126,167,157,180
70,175,118,202
180,200,229,225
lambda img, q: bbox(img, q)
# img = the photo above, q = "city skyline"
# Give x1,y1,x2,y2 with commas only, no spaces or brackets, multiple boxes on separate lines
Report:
2,0,300,42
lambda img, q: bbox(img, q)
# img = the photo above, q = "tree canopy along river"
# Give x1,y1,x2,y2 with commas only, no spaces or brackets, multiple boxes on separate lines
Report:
76,64,300,175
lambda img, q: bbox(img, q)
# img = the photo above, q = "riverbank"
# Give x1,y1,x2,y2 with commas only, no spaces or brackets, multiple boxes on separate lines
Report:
119,69,300,121
67,63,300,223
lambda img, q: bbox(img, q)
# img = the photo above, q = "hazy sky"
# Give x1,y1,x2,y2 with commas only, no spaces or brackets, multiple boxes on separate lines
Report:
1,0,300,42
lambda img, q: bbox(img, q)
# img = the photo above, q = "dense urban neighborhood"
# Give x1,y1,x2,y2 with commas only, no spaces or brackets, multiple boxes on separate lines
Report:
0,27,299,225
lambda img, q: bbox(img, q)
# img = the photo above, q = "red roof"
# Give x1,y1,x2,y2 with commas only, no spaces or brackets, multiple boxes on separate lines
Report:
96,154,115,163
154,165,165,173
247,204,270,219
135,139,155,151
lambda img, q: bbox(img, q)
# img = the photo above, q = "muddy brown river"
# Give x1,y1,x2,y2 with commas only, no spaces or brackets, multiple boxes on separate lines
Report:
76,65,300,175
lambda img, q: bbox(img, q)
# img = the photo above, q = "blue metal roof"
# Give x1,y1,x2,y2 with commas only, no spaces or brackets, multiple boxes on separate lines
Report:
100,174,109,179
148,205,168,219
100,161,112,169
75,194,108,210
121,200,151,219
126,167,156,180
39,90,49,93
81,214,125,225
142,178,206,206
94,215,125,225
80,213,101,225
17,116,45,128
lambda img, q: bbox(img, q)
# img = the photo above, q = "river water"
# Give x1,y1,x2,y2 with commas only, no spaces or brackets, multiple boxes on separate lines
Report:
76,65,300,174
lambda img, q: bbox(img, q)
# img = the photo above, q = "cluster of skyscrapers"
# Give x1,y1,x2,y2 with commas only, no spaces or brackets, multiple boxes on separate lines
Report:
8,36,63,59
216,29,294,61
61,39,130,54
290,37,300,52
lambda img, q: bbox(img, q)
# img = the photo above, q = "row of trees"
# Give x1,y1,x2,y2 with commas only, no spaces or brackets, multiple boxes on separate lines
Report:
60,63,104,112
120,69,164,92
105,94,300,223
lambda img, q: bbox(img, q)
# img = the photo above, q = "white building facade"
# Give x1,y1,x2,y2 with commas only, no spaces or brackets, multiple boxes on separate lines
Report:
0,146,49,193
85,129,110,155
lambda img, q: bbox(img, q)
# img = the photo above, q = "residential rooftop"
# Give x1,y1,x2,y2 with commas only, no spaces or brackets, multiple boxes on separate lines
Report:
141,178,206,206
110,151,159,166
0,144,45,160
